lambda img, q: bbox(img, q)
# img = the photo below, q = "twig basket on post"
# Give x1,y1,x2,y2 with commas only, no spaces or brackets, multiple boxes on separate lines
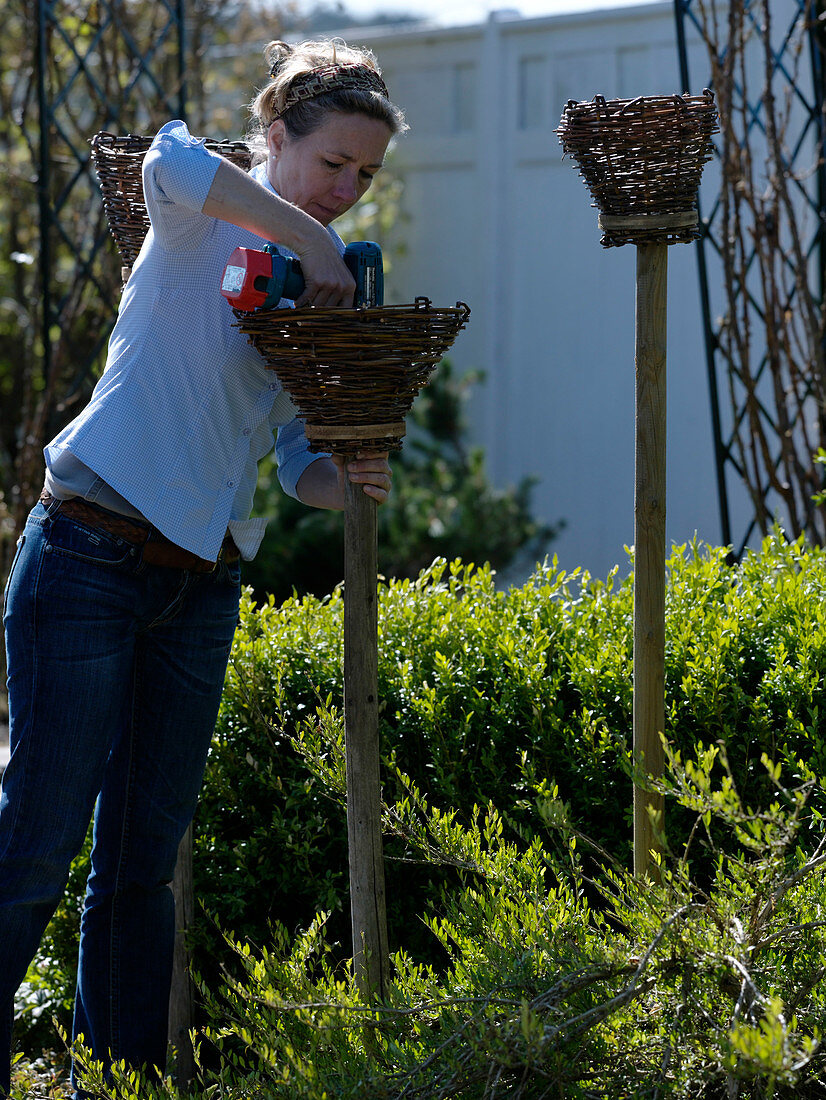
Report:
89,121,471,1015
234,299,470,1002
557,92,717,879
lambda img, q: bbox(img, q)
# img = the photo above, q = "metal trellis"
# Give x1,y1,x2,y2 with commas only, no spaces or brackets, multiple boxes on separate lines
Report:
36,0,187,420
674,0,826,557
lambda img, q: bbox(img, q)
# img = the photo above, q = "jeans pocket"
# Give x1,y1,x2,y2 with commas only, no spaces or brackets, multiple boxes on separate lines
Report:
45,513,137,570
212,554,242,589
3,533,26,618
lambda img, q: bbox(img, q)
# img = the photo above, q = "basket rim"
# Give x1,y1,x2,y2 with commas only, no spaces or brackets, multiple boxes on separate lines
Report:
233,297,471,327
560,89,716,116
90,129,251,154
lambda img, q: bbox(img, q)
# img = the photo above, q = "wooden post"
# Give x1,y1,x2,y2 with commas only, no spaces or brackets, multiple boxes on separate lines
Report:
633,242,667,879
169,826,195,1088
343,477,389,1002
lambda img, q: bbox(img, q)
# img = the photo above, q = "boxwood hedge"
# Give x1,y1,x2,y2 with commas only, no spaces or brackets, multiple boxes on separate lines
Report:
15,530,826,1072
191,530,826,966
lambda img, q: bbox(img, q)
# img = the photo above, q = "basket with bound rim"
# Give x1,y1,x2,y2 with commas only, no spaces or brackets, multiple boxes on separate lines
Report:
90,131,253,267
556,91,718,248
232,298,471,456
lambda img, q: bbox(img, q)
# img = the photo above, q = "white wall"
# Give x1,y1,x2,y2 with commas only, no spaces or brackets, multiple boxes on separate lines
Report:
350,3,744,579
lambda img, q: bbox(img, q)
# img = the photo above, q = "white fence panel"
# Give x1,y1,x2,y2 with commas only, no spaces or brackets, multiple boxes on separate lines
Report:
357,4,757,578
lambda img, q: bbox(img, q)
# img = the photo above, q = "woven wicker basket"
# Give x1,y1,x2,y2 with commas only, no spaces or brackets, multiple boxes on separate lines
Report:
556,91,718,247
90,131,253,267
233,298,471,455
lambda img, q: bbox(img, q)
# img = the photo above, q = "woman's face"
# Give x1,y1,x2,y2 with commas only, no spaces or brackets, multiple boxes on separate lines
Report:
266,113,392,227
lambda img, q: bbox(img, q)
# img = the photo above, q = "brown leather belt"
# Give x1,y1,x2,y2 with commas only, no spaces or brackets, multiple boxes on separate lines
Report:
39,490,240,573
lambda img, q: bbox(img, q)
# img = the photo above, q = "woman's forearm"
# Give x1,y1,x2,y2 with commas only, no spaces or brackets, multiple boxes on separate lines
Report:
202,158,317,252
295,457,344,511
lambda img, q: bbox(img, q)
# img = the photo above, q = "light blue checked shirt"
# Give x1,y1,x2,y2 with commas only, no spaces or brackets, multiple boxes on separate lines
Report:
44,120,338,562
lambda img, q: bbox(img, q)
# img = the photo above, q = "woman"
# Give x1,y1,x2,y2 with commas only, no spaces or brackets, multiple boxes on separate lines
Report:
0,38,405,1097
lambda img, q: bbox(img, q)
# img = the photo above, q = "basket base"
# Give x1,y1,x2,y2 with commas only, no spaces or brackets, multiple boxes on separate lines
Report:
598,210,699,247
598,211,698,231
304,421,407,446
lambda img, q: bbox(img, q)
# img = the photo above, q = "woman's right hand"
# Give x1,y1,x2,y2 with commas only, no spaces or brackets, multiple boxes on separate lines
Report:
292,226,356,308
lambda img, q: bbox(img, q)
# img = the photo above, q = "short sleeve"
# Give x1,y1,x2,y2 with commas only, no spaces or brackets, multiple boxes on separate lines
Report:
141,120,224,249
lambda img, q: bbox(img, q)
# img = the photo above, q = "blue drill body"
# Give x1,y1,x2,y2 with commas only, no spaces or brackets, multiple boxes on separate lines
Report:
221,241,383,310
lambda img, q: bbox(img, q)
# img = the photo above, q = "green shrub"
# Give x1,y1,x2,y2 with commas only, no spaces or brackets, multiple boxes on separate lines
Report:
65,743,826,1099
17,530,826,1073
192,532,826,969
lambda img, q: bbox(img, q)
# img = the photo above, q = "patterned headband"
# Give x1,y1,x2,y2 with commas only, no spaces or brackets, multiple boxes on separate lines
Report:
273,63,390,116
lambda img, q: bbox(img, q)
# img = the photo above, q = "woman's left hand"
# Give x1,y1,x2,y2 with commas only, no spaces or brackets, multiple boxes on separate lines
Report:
333,452,393,504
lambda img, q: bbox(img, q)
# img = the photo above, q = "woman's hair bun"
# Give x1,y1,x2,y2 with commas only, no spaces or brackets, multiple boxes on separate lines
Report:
264,41,293,78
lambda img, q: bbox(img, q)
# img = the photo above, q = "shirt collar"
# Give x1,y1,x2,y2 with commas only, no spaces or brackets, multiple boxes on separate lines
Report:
250,159,277,194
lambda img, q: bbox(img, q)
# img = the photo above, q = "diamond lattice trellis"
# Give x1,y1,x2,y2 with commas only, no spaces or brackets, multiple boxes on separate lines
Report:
674,0,826,557
35,0,187,421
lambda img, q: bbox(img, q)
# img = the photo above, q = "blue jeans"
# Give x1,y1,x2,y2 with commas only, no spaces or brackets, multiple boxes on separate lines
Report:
0,502,241,1096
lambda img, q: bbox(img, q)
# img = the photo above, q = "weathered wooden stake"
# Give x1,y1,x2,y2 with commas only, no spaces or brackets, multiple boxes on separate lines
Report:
632,242,667,879
169,826,195,1087
343,477,389,1002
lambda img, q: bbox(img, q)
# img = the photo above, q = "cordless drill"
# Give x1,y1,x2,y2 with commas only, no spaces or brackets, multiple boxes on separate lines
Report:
220,241,383,310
